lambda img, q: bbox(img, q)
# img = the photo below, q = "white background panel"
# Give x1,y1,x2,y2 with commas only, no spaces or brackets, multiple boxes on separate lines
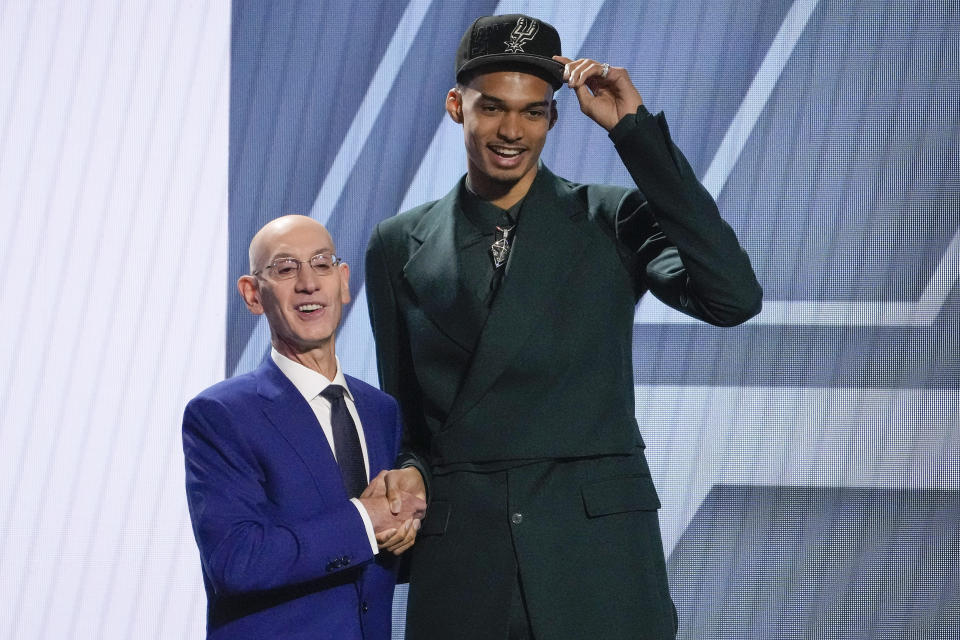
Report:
0,2,228,637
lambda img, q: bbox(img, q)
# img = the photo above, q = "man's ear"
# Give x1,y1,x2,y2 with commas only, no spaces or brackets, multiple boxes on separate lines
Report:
445,87,464,124
338,263,351,305
237,275,264,315
548,99,558,130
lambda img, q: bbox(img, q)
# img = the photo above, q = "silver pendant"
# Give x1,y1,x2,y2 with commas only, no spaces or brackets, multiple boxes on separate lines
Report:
490,225,515,268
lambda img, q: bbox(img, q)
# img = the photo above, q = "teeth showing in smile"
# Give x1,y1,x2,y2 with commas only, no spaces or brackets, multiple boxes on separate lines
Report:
491,147,522,157
297,304,323,312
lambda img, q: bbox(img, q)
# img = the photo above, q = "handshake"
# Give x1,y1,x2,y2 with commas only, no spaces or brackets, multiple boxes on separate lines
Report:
358,467,427,555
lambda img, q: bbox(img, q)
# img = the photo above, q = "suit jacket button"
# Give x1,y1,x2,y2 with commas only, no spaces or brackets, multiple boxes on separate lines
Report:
511,512,523,525
361,601,369,613
326,560,338,572
341,555,351,566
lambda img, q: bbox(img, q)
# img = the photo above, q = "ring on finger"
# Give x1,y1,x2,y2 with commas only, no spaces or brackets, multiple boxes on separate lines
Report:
600,62,610,79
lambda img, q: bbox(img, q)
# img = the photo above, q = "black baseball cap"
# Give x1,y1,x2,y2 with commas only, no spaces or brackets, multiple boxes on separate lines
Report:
455,14,564,90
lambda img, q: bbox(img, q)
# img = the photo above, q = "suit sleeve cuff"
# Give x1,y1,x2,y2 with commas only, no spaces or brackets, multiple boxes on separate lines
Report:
608,104,654,144
350,498,379,554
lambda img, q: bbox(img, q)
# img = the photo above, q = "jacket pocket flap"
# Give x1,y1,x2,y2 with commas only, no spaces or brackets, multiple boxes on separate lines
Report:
581,474,661,517
419,500,451,536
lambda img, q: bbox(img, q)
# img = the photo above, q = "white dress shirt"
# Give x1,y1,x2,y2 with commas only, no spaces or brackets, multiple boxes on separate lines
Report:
271,348,379,553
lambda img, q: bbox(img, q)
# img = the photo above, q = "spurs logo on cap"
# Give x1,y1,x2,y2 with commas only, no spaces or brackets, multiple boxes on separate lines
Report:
456,14,564,90
504,16,539,53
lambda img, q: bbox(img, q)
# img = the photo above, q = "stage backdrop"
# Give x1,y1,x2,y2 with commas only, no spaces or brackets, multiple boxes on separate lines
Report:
1,1,957,638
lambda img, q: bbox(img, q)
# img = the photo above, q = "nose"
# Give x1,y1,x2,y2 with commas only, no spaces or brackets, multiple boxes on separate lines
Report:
497,111,522,142
293,264,321,292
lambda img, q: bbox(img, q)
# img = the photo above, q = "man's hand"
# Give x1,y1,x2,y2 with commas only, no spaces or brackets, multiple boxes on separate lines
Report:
374,512,421,555
359,489,426,555
363,467,427,512
553,55,644,131
360,468,427,555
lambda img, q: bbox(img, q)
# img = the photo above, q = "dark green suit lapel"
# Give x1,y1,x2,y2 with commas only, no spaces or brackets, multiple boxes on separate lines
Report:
402,180,480,352
446,166,589,425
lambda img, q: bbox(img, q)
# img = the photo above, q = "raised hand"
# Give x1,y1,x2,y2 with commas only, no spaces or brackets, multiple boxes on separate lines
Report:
552,55,644,131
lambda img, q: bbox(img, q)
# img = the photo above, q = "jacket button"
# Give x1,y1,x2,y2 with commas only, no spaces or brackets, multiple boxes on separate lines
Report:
511,512,523,525
361,601,369,613
341,555,350,566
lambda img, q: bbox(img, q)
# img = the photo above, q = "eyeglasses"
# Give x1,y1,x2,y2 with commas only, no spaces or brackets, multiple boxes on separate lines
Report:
252,253,343,280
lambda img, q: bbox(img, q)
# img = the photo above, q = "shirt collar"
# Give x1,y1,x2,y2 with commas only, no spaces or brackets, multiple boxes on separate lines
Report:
270,347,354,403
460,182,524,234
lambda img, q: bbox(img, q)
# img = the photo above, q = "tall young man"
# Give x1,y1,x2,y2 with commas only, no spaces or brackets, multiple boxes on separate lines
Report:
365,15,762,640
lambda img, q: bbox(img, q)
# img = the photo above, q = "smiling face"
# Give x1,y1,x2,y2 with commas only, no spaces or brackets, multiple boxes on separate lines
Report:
447,70,557,205
237,215,350,366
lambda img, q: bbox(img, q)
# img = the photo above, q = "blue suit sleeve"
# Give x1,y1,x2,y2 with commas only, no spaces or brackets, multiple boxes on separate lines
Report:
182,395,375,596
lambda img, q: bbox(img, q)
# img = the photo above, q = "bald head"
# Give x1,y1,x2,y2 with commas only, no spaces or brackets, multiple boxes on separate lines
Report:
237,214,351,375
248,215,335,274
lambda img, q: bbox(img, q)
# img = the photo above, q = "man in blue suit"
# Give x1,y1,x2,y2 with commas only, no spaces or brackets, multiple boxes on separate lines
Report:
183,215,426,639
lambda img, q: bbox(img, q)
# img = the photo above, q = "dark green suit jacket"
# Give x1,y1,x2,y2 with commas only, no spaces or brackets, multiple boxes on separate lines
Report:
365,109,762,639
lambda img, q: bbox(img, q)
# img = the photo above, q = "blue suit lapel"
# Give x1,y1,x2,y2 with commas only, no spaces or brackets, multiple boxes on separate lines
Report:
255,358,350,499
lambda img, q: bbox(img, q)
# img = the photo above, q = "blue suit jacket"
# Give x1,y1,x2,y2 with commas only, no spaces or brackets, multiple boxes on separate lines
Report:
183,357,402,639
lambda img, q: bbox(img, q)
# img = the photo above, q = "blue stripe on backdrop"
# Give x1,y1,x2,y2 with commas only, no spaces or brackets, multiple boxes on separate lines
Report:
541,0,794,184
227,0,411,372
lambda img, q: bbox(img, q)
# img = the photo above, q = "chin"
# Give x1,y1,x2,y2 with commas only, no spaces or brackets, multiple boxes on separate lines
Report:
487,165,530,185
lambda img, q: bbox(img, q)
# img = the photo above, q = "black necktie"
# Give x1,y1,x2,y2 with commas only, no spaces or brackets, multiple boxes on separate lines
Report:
320,385,367,498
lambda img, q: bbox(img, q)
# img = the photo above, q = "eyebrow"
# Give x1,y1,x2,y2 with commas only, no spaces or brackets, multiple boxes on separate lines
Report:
477,93,550,110
268,248,334,262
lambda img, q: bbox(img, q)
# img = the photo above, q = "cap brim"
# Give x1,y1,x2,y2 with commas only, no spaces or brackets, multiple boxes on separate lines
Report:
457,54,565,90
